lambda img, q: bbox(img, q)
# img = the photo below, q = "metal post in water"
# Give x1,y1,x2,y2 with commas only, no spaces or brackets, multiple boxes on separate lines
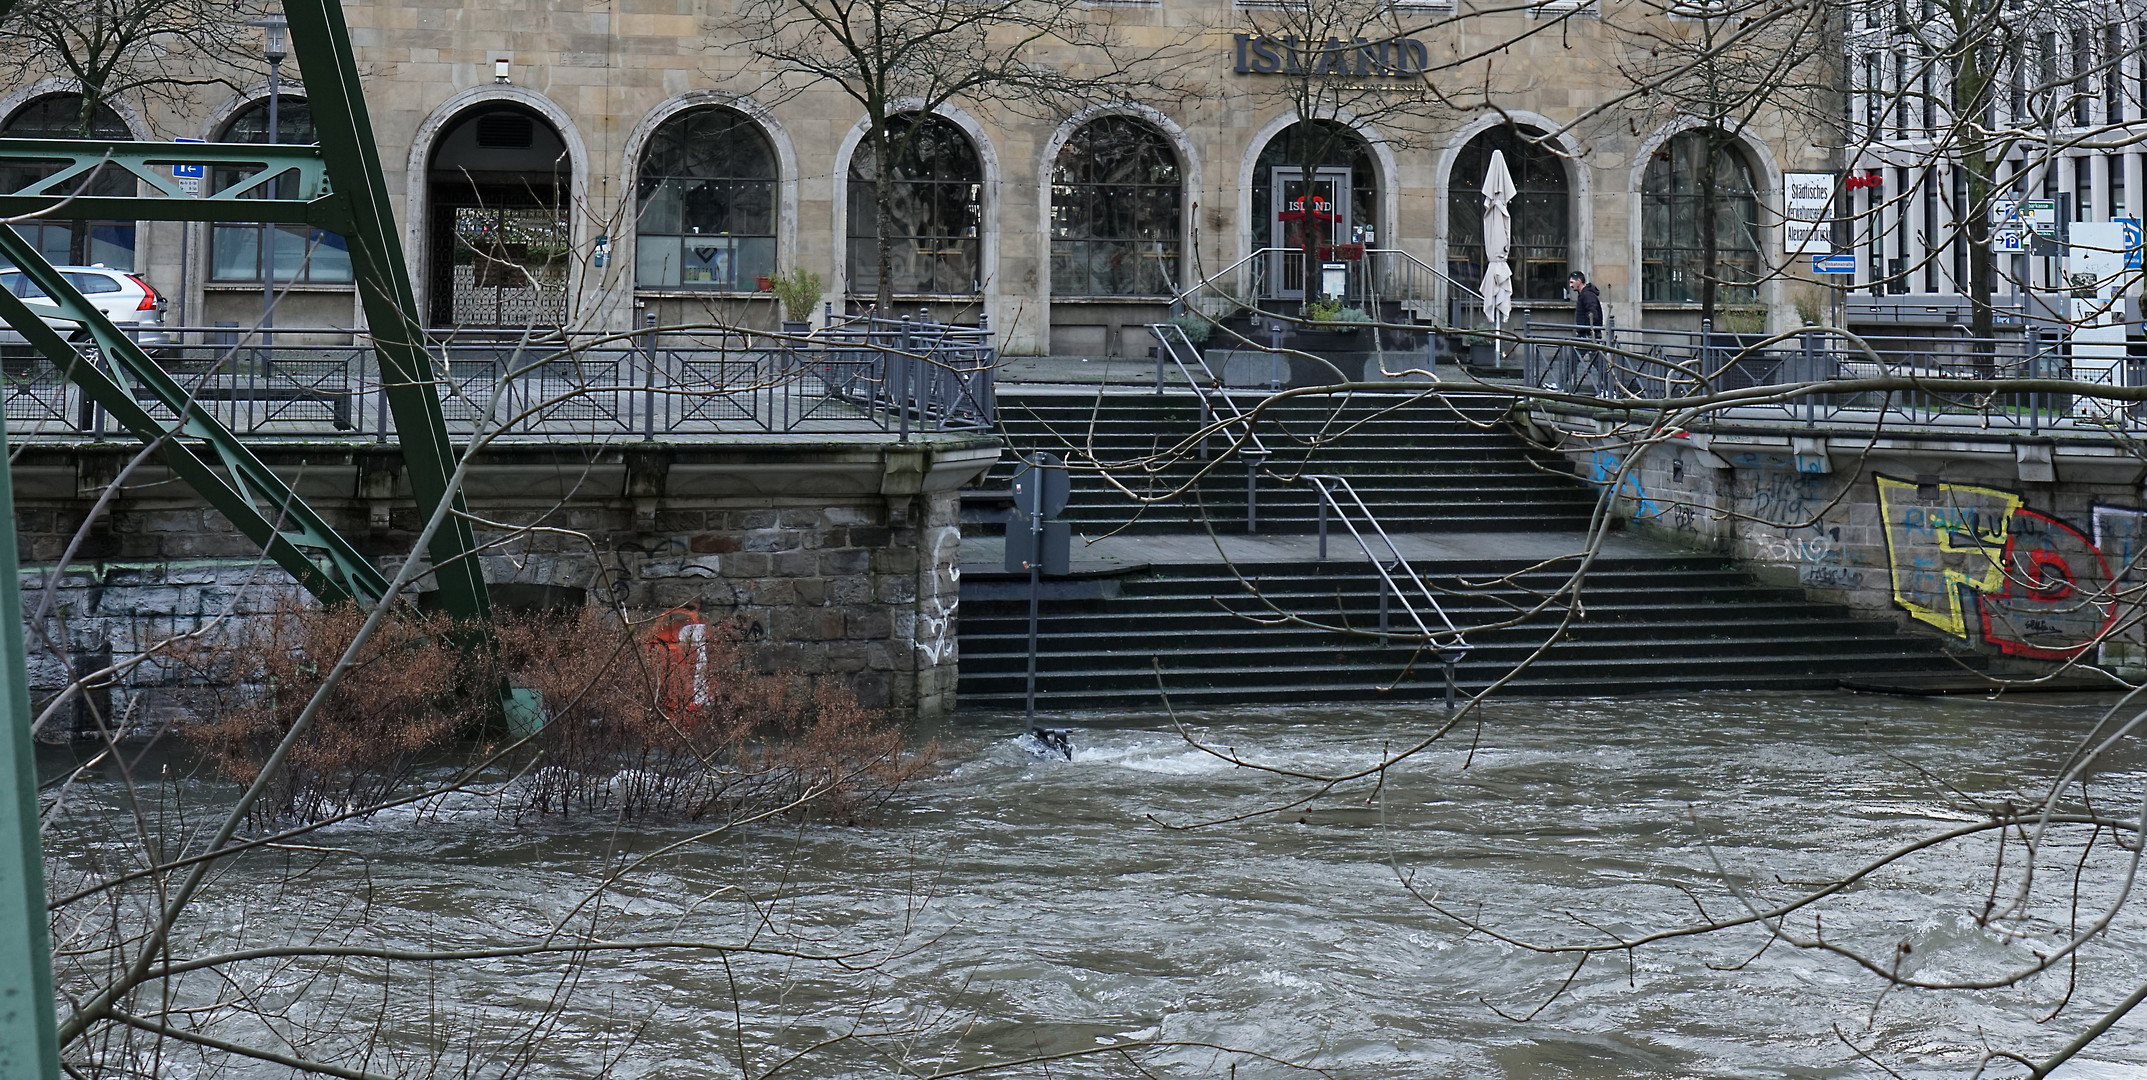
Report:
1024,497,1042,720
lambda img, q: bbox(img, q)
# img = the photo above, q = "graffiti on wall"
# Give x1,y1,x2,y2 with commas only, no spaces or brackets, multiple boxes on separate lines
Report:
1588,450,1662,522
1876,475,2118,658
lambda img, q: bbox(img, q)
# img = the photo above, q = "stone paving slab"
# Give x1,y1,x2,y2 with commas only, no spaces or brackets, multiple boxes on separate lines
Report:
960,529,1674,576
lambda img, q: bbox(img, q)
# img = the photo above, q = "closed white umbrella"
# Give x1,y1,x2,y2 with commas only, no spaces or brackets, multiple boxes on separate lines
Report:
1479,149,1515,329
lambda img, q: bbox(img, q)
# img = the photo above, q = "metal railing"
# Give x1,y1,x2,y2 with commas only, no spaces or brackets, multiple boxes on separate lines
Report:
0,319,996,441
1307,472,1469,712
1173,247,1486,329
1151,321,1273,528
1519,320,2117,433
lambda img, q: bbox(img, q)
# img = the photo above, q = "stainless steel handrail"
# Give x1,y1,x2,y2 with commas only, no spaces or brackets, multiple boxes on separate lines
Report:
1305,472,1468,660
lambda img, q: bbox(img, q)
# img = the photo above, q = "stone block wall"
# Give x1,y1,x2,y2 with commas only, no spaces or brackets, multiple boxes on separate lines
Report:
14,437,995,739
1531,410,2147,675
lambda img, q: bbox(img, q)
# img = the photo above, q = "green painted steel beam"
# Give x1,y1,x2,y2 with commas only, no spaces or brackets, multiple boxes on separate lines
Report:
0,228,390,606
0,139,347,229
0,410,59,1080
283,0,490,627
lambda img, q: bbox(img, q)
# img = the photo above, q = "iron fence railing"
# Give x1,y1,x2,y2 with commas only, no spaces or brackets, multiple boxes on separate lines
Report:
0,317,996,440
1519,320,2126,432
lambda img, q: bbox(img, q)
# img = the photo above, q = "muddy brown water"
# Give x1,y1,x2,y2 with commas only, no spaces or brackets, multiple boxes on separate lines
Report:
39,691,2147,1078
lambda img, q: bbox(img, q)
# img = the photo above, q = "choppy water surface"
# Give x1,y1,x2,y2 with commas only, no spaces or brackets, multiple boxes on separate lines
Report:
44,691,2147,1079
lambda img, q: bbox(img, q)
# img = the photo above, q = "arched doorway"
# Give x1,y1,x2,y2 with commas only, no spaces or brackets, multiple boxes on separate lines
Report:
425,103,571,329
1448,126,1570,302
2,94,136,268
1251,120,1376,300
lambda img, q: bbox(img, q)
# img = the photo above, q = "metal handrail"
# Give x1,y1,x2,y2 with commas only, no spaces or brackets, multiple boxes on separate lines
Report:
1148,321,1269,458
1305,472,1468,659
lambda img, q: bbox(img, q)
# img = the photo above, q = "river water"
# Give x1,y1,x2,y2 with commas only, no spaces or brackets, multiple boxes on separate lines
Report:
42,691,2147,1079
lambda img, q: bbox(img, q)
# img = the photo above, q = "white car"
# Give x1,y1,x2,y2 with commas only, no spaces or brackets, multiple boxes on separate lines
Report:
0,264,170,350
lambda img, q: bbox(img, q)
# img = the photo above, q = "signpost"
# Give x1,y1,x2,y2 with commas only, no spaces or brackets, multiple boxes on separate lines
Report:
1811,252,1856,274
1006,453,1070,718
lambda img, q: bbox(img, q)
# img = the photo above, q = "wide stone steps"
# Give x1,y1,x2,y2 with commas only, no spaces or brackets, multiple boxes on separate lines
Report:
973,390,1598,536
954,389,1967,710
953,557,1970,709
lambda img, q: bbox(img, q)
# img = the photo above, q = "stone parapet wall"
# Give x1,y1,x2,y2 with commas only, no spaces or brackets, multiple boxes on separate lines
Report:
14,436,995,739
1527,408,2147,675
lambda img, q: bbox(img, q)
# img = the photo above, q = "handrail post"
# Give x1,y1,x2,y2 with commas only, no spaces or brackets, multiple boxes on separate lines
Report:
1444,658,1457,716
1155,327,1166,394
898,315,913,442
642,311,657,441
1244,448,1267,533
1378,576,1390,646
1316,487,1329,560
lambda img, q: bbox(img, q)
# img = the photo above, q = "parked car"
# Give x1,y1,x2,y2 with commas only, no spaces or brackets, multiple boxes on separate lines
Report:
0,264,170,351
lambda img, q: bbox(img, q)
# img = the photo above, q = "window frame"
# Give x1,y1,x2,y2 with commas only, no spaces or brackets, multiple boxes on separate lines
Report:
634,106,780,294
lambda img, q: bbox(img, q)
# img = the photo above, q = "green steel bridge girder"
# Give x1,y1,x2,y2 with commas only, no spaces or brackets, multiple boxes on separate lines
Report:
0,0,491,629
0,227,391,606
0,139,347,229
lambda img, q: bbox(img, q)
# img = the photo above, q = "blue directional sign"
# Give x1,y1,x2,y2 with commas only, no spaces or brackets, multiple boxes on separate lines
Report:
1811,253,1857,274
170,137,206,194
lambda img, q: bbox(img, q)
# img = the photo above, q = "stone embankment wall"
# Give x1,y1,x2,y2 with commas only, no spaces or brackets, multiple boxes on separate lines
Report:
1525,408,2147,676
14,437,997,738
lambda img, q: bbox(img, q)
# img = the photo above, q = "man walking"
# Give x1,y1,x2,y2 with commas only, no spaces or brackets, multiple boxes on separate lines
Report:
1568,270,1605,394
1569,271,1603,338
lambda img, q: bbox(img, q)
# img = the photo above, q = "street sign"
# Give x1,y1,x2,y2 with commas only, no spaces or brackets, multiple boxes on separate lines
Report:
1992,227,2027,254
2122,217,2142,270
2025,199,2059,236
1004,519,1071,576
1811,253,1856,274
171,137,205,196
1009,452,1069,522
1782,172,1836,254
1991,198,2020,225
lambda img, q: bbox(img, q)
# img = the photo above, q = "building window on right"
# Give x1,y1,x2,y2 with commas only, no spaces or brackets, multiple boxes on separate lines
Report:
1641,129,1761,307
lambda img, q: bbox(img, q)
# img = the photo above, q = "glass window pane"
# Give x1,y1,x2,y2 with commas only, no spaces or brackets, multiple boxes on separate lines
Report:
211,226,260,281
635,234,682,289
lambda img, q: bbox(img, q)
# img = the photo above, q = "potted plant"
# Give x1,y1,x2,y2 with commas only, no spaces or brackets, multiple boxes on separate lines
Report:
769,268,824,335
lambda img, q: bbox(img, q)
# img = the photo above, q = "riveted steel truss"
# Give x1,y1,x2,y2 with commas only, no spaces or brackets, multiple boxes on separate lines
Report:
0,0,490,624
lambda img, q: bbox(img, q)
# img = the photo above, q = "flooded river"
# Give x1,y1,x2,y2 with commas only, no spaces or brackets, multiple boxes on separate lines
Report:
41,691,2147,1079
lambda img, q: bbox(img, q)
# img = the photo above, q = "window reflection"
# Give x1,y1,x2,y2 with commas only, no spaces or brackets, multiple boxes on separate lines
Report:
635,107,777,291
1,95,136,269
1050,116,1181,297
1641,130,1761,305
847,114,982,296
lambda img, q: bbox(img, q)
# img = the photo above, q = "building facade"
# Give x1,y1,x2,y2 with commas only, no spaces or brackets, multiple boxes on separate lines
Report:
2,0,1839,354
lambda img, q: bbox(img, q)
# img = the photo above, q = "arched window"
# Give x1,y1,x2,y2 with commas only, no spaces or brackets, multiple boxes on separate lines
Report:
1642,130,1761,305
1251,121,1376,298
636,107,777,291
1050,116,1181,297
1,94,136,268
211,96,354,284
1448,126,1569,301
847,114,982,296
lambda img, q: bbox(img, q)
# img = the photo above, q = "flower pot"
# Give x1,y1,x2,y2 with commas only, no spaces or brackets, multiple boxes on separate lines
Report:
781,320,813,336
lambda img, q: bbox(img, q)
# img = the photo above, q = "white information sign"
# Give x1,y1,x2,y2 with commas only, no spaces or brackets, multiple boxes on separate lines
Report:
1781,172,1836,255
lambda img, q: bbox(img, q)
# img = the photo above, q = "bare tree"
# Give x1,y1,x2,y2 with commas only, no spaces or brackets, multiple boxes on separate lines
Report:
726,0,1187,314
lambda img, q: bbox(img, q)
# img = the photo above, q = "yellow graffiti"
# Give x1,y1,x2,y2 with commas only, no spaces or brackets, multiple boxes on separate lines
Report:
1876,477,2023,637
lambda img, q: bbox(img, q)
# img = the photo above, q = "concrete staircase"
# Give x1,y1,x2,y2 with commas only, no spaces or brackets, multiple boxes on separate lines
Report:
956,388,1971,711
965,388,1600,535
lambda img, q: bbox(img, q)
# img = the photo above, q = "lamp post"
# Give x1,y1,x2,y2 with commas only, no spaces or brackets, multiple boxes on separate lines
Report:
252,15,288,347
